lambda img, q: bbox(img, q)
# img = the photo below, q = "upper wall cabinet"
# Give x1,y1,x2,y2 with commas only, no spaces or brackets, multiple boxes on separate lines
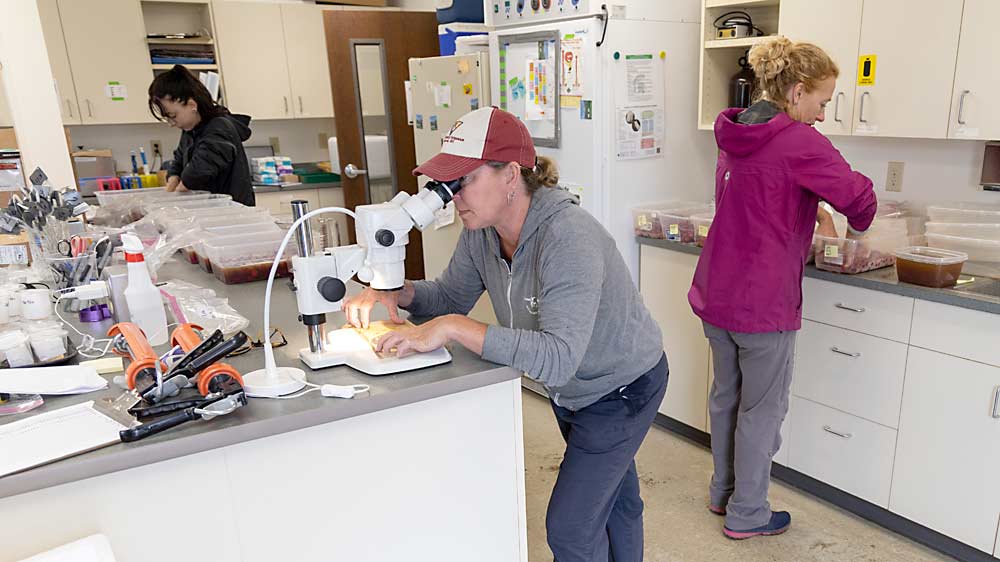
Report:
778,0,862,137
948,0,1000,141
37,0,82,125
58,0,155,124
281,4,335,119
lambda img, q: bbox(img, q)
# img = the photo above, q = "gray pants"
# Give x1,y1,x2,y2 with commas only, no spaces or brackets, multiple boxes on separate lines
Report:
703,321,796,531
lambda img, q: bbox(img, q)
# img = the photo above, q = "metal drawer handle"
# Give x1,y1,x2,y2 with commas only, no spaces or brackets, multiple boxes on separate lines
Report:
823,425,853,439
283,96,289,114
831,346,861,358
298,95,304,114
859,91,870,123
958,90,970,125
834,91,844,123
992,386,1000,420
835,302,866,313
85,99,93,118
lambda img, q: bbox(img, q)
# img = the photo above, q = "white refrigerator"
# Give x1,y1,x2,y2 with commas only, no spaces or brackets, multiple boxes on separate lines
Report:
409,51,497,323
486,0,716,282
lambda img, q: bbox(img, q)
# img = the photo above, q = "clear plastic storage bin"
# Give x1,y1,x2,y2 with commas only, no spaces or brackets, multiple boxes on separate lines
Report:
203,237,296,285
691,211,715,247
927,202,1000,224
926,233,1000,278
894,246,968,288
196,227,285,273
925,222,1000,240
813,234,918,274
631,201,709,241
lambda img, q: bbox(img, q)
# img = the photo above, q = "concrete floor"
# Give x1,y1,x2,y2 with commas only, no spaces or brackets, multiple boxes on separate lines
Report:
521,390,957,562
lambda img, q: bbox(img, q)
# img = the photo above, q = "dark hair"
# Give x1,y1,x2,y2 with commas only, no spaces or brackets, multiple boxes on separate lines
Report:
486,156,559,194
148,65,228,122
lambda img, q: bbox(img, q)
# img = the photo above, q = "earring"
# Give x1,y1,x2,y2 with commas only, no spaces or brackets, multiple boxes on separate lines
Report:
507,191,515,205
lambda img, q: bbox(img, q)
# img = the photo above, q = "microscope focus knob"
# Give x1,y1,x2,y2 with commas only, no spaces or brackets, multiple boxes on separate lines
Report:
375,229,395,247
317,277,347,302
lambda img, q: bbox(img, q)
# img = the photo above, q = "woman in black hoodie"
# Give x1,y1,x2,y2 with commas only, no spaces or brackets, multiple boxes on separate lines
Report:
148,65,255,206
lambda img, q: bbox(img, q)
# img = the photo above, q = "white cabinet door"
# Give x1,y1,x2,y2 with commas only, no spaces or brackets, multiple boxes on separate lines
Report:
281,4,335,119
213,1,294,120
0,73,11,128
853,0,963,138
58,0,154,124
948,0,1000,140
890,347,1000,553
37,0,81,125
639,246,709,431
778,0,862,137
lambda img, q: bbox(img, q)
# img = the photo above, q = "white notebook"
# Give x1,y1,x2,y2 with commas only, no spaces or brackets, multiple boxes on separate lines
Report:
0,401,129,478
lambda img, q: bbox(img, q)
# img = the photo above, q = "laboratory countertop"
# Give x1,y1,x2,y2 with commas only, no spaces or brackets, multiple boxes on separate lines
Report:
0,259,518,500
637,237,1000,316
252,180,341,194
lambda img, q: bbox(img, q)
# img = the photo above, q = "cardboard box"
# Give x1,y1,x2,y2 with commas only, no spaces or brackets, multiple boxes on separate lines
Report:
0,233,32,266
72,149,116,179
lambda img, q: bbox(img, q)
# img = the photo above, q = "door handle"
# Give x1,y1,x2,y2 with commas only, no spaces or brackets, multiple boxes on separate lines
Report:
958,90,970,125
834,302,866,313
992,386,1000,419
834,92,844,123
830,346,861,358
858,91,870,123
85,99,93,118
344,163,367,179
823,425,853,439
298,96,304,114
283,96,289,115
66,99,73,118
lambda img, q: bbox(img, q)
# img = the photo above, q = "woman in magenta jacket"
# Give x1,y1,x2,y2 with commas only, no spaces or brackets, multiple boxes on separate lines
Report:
688,38,878,540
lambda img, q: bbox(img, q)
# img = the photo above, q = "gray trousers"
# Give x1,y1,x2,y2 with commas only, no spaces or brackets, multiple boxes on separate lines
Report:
702,321,796,531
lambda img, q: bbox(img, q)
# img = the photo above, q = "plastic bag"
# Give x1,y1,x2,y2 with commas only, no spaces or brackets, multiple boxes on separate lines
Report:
158,279,250,337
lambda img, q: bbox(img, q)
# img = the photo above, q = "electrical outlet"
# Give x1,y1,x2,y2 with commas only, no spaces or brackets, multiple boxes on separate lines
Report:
886,161,904,192
150,140,162,156
318,132,329,150
269,136,281,154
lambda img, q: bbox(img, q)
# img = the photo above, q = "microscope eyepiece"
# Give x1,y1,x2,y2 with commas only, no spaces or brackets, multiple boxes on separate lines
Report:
424,178,463,205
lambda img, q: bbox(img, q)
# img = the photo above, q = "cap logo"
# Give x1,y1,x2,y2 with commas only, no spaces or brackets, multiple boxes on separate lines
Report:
443,120,465,144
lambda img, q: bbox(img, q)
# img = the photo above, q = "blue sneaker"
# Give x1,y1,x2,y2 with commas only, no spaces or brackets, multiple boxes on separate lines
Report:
723,511,791,540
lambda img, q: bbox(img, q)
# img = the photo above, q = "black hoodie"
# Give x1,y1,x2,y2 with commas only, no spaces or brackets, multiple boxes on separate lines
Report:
166,112,255,206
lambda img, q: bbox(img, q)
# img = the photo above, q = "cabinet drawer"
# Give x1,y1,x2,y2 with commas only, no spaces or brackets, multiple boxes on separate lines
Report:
910,300,1000,368
802,278,914,342
788,397,897,508
793,320,907,427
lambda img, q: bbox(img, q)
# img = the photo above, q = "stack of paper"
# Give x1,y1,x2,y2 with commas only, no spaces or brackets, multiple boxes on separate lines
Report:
0,366,107,395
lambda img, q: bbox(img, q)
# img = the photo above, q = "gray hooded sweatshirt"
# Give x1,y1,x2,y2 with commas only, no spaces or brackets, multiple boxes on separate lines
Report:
404,188,665,411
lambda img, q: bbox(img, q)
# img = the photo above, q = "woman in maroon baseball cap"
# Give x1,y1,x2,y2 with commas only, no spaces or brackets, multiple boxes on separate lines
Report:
344,107,669,562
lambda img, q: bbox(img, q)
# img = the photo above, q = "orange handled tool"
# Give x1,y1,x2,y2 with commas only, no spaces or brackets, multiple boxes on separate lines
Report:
108,322,165,391
169,324,245,396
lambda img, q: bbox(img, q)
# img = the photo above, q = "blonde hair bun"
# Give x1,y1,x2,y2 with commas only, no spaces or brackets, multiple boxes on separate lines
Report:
745,37,839,112
748,37,793,83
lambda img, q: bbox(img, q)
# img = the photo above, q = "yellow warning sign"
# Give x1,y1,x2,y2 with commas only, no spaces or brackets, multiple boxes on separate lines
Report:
857,55,877,86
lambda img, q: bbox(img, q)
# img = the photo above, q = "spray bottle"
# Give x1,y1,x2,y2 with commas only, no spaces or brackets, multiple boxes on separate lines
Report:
121,233,168,346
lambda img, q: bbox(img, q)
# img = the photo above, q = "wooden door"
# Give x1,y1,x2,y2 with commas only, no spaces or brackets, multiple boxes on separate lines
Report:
325,10,439,281
948,0,1000,140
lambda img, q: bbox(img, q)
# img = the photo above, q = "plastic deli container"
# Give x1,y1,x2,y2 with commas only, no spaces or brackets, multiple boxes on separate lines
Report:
197,228,286,274
926,233,1000,278
691,212,715,247
894,247,968,288
0,330,33,367
813,234,918,274
203,237,296,285
927,202,1000,224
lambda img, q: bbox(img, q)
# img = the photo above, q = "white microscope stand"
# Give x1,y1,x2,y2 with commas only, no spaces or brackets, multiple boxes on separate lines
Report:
299,326,452,375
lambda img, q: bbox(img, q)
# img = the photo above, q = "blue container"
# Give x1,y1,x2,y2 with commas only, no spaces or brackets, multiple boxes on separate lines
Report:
436,0,484,24
438,23,489,56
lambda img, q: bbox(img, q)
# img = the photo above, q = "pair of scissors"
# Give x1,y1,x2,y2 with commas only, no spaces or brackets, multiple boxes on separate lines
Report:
56,235,88,257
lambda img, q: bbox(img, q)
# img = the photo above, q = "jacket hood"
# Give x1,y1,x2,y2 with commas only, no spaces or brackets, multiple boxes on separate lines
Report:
714,107,796,157
224,113,252,142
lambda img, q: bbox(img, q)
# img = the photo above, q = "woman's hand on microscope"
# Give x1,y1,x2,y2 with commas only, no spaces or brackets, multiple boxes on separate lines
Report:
342,282,415,329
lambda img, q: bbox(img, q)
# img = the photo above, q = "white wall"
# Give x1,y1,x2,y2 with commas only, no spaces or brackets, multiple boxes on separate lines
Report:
67,118,336,173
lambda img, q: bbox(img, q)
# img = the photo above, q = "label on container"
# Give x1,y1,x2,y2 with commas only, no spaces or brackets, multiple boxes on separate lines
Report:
824,245,839,258
698,225,709,237
0,245,29,265
637,215,650,230
669,224,679,236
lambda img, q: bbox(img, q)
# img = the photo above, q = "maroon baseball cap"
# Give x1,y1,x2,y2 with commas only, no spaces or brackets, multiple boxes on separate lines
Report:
413,107,536,181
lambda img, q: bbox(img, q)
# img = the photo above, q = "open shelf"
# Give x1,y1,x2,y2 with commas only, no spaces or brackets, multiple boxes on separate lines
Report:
152,63,217,70
706,0,779,8
146,37,214,45
705,35,777,49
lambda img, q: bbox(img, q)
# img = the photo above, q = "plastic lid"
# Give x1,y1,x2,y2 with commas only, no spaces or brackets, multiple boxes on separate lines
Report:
894,246,968,265
0,330,28,348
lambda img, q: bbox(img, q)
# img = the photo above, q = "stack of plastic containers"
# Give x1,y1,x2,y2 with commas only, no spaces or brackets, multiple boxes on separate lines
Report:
202,234,297,284
813,211,920,274
925,202,1000,278
632,201,714,242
